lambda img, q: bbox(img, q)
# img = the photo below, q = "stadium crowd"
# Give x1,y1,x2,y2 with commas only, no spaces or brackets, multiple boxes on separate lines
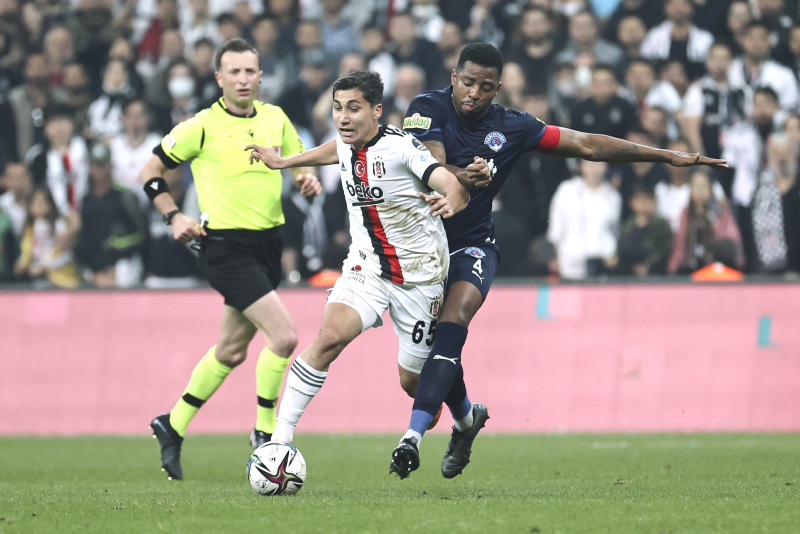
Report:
1,0,799,287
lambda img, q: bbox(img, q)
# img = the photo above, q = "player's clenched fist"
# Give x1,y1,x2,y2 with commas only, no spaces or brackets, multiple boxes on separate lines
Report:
418,192,454,219
172,213,206,243
465,156,493,188
245,144,287,169
296,173,323,197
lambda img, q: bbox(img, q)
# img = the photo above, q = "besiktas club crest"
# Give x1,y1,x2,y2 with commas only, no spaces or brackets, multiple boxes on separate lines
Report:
484,132,506,152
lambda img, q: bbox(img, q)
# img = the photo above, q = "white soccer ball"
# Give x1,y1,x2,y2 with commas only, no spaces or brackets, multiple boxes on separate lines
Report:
247,441,307,496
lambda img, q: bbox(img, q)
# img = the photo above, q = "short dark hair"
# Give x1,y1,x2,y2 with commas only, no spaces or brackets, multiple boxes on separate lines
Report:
456,42,504,78
743,20,769,35
121,97,147,115
630,182,656,199
754,86,779,104
332,70,384,106
215,37,258,70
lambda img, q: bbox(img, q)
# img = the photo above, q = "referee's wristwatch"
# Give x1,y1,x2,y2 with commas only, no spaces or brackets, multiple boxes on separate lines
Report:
163,210,180,225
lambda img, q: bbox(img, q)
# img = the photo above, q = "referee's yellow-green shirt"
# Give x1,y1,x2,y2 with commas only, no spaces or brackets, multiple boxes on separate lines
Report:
154,98,304,230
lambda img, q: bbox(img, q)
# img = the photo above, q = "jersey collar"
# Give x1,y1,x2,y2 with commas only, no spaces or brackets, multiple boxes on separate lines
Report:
364,125,386,149
217,97,257,118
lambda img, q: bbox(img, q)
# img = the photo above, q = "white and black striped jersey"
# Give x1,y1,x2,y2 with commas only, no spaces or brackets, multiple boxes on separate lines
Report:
336,124,449,286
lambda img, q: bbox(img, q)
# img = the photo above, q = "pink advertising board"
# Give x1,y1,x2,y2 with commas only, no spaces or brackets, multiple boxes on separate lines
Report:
0,284,797,435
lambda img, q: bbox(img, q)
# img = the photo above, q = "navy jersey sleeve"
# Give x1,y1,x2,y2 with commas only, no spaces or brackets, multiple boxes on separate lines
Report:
403,95,446,145
521,112,548,152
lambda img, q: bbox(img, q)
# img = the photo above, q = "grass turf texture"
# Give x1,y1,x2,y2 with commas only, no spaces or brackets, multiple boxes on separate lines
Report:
0,433,798,533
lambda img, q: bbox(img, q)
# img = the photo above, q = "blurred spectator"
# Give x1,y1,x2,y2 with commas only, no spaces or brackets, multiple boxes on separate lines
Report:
160,60,200,132
656,138,725,232
603,0,665,43
233,1,257,44
14,185,81,288
181,0,220,54
504,6,558,95
691,0,736,40
548,160,621,280
501,94,571,240
0,87,17,168
772,134,800,273
109,98,162,206
26,106,89,217
640,106,670,147
669,168,744,273
570,65,638,140
86,59,136,142
624,58,681,119
758,0,794,67
136,0,180,79
639,0,713,81
0,161,31,241
658,59,689,97
786,24,800,80
617,15,648,62
278,48,331,136
107,36,146,97
555,10,626,75
143,166,202,288
550,62,581,125
42,26,74,87
53,62,92,133
616,183,673,276
0,0,26,76
191,38,221,108
252,17,292,103
680,42,747,163
215,12,242,43
721,0,752,57
438,21,464,70
268,0,300,57
723,86,783,268
412,0,446,43
613,129,669,220
64,0,117,85
463,0,504,49
388,12,447,90
750,133,795,272
294,18,322,62
318,0,358,65
492,191,533,277
144,29,186,109
728,21,799,110
496,61,526,110
360,25,396,96
75,143,146,288
0,194,15,281
386,64,425,117
783,112,800,145
8,53,53,162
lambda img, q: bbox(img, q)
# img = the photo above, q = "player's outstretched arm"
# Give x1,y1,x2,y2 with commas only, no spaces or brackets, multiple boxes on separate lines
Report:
424,167,470,218
245,139,338,169
550,127,729,169
139,154,204,243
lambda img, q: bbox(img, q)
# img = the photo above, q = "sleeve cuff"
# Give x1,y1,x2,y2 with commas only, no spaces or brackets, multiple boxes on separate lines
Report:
153,144,182,169
421,162,442,185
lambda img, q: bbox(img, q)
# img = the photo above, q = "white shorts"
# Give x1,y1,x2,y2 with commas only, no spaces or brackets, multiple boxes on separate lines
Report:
327,257,444,374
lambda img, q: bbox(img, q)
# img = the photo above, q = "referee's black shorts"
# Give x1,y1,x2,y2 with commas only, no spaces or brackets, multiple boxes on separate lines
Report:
199,227,282,312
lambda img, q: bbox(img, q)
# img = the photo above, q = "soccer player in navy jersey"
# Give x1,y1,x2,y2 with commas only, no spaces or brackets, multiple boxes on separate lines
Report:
389,43,728,479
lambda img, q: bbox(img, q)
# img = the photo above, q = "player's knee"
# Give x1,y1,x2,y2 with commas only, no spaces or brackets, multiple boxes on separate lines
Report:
313,328,350,365
271,329,298,358
215,346,248,368
439,307,472,327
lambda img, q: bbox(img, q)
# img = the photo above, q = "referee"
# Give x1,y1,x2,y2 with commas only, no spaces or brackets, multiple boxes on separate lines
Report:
140,38,322,480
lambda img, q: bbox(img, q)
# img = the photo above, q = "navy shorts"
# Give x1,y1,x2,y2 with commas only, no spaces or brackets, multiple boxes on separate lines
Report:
446,244,499,300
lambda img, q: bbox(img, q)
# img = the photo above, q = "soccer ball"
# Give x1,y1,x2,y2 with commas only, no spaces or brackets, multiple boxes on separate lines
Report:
247,441,306,496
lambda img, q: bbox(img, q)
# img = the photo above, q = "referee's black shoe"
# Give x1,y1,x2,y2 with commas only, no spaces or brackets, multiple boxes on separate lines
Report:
389,437,420,479
250,429,272,449
150,413,183,480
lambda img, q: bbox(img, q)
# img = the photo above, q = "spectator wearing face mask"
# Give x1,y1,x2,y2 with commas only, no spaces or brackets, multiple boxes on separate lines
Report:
151,61,199,134
85,59,136,142
53,62,92,134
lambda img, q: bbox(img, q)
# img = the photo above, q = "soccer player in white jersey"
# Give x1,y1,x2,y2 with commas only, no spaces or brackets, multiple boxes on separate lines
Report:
245,70,469,448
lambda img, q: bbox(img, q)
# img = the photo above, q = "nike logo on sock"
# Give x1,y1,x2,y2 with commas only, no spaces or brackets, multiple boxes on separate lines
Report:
433,355,458,364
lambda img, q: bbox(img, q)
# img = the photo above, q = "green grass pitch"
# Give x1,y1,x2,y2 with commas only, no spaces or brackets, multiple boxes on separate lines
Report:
1,433,798,533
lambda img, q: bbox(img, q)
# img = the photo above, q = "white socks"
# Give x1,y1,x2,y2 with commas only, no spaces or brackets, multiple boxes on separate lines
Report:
401,430,423,447
272,357,327,443
454,406,474,432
